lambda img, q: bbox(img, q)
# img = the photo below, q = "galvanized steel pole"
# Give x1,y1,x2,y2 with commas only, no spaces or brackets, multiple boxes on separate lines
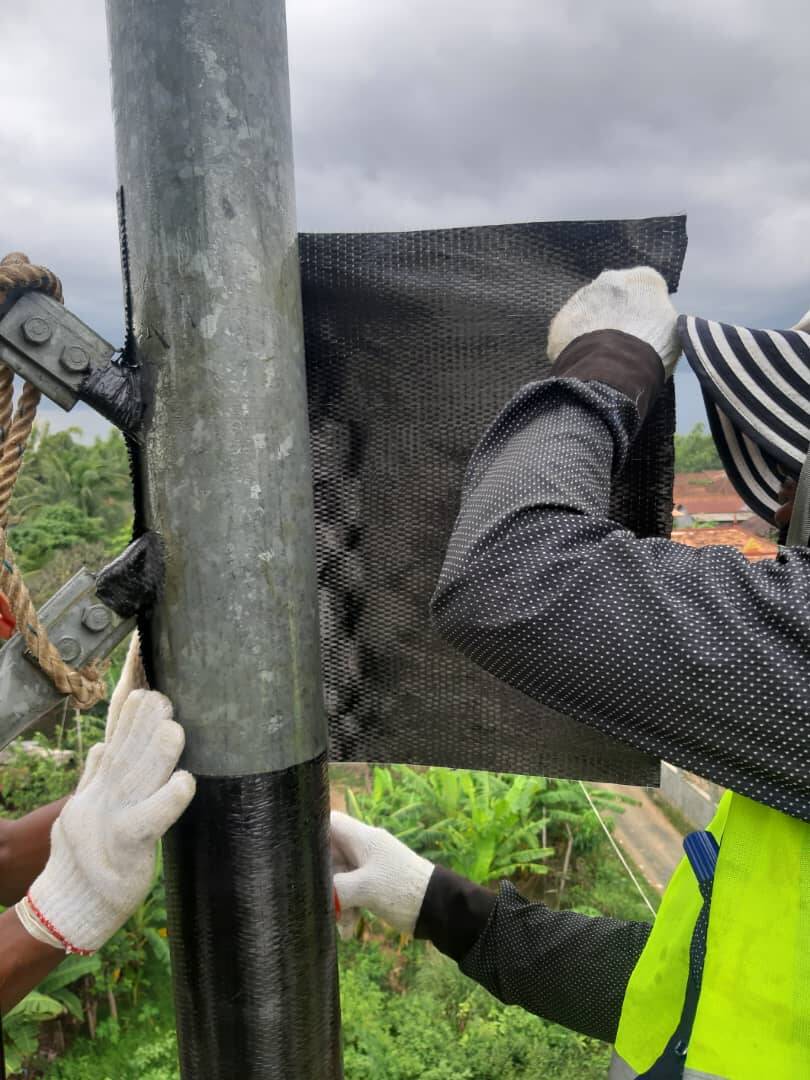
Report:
104,2,341,1076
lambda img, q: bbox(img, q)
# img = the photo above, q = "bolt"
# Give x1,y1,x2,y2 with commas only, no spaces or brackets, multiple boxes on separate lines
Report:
59,345,90,374
81,604,112,633
56,636,82,664
22,316,52,345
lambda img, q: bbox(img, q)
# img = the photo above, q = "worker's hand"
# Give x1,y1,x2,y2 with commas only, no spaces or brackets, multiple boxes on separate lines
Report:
0,592,15,640
548,267,681,377
18,690,195,954
331,811,434,938
775,476,797,529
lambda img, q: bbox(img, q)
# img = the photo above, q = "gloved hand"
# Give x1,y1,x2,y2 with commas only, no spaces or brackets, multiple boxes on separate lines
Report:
331,811,434,938
548,266,681,377
16,637,195,954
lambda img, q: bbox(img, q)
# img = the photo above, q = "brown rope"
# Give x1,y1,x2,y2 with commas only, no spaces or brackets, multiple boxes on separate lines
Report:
0,253,106,709
0,252,63,309
0,366,14,466
0,382,41,528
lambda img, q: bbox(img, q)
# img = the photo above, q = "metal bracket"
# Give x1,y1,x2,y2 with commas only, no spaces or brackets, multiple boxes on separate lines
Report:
0,567,135,750
0,292,116,412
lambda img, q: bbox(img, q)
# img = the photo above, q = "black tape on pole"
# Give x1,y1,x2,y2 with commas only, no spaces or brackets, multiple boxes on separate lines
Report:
165,754,340,1079
301,216,687,785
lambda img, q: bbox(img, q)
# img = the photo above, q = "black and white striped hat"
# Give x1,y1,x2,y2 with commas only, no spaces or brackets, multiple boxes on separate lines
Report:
678,314,810,522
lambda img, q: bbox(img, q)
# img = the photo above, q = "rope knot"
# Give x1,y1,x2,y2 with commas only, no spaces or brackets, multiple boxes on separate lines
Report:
0,251,63,311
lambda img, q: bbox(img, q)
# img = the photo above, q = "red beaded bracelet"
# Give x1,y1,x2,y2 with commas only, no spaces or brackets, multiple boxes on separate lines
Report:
25,893,94,956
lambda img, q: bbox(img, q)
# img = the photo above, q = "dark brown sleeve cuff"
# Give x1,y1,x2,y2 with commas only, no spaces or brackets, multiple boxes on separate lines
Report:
414,865,497,962
553,328,665,422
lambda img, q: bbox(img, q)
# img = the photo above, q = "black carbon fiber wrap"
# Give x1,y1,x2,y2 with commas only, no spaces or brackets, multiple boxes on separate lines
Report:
301,216,686,784
164,754,341,1079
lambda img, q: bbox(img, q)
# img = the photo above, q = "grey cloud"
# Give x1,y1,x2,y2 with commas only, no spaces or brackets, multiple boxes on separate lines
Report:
2,0,809,439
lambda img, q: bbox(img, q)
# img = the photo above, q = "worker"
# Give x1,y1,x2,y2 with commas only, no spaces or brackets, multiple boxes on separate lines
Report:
332,267,810,1079
0,635,194,1013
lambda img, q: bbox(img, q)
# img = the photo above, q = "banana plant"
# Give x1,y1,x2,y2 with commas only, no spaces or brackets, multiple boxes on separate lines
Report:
346,766,634,888
3,953,101,1074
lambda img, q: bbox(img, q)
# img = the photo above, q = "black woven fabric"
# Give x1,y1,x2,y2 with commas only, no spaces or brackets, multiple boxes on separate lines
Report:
300,217,687,783
165,756,340,1079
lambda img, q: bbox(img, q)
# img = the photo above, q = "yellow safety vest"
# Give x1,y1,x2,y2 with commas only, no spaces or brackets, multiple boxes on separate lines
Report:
610,791,810,1079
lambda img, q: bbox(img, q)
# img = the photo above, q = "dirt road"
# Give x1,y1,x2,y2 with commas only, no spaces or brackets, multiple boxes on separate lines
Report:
600,784,685,895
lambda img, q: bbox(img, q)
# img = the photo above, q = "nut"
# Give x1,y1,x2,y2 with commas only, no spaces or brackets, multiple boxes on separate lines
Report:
81,605,112,633
22,317,52,345
56,636,82,664
59,345,91,374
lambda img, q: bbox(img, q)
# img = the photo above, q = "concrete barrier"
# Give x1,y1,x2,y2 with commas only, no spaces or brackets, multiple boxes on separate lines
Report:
659,762,722,830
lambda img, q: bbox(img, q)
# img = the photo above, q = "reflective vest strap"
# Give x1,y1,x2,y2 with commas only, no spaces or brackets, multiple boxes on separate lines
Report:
612,793,733,1073
609,1051,727,1080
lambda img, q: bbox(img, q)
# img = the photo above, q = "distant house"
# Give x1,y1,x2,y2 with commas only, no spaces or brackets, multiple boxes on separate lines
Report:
672,470,754,525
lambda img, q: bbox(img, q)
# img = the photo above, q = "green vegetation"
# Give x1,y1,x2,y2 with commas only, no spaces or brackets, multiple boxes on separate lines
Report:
674,422,722,474
45,935,613,1080
340,938,610,1080
346,765,633,899
4,956,102,1075
7,426,133,606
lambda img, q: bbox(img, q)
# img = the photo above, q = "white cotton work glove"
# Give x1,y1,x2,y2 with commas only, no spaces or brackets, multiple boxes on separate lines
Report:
17,655,195,954
547,266,681,377
331,811,434,939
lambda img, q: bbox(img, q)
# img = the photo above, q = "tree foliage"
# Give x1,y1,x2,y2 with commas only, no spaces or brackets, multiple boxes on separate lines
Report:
7,425,133,573
673,422,722,474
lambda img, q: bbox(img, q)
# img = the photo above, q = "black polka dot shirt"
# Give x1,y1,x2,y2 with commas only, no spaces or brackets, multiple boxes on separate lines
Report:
431,332,810,824
414,330,810,1046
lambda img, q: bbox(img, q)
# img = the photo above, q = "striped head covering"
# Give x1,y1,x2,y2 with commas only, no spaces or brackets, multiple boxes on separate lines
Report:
678,313,810,522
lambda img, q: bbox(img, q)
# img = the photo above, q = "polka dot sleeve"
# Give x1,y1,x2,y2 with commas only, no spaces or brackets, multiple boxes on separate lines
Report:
431,376,810,822
459,882,651,1044
416,865,650,1045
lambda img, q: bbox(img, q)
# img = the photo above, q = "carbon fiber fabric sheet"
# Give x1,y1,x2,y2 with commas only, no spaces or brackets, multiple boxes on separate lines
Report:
301,216,687,784
165,754,339,1079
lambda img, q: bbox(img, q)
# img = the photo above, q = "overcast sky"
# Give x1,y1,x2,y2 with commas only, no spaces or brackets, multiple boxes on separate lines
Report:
2,0,808,438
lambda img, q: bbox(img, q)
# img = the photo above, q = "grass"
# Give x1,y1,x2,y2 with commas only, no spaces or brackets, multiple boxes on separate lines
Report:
648,790,692,839
565,840,659,921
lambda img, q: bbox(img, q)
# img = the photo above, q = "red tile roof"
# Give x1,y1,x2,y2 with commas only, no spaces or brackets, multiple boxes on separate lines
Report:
671,471,782,531
671,527,778,563
673,471,749,516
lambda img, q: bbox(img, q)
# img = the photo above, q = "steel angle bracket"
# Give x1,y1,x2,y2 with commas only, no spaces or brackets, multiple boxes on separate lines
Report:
0,292,115,411
0,534,163,749
0,293,143,436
